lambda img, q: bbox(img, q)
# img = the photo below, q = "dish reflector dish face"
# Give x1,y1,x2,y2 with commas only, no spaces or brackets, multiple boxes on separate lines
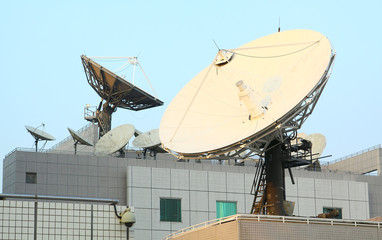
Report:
133,129,161,148
160,29,333,155
25,125,56,141
305,133,326,157
67,127,93,146
95,124,135,156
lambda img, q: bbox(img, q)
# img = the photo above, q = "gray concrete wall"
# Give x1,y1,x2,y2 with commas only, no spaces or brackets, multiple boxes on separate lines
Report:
327,146,382,174
128,165,370,240
3,151,129,205
3,150,381,240
291,167,382,217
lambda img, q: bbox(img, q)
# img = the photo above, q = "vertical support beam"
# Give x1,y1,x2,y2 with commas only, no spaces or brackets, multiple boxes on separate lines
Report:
265,140,286,215
34,200,38,240
35,139,38,152
91,204,94,240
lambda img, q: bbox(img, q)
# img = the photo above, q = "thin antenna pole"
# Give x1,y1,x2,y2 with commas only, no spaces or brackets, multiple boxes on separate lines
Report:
115,61,131,72
132,58,137,85
278,17,281,32
88,57,134,59
137,62,159,98
213,40,220,50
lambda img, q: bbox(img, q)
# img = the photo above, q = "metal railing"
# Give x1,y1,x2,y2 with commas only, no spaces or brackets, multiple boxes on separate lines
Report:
325,144,381,166
0,193,119,204
4,147,142,159
4,147,95,158
0,194,124,240
162,214,382,239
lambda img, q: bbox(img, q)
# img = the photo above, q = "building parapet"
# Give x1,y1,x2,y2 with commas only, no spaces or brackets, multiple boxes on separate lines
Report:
163,214,382,240
325,144,381,166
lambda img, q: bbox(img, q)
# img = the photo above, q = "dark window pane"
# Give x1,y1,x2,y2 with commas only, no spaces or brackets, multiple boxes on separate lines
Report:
160,198,181,222
26,172,37,184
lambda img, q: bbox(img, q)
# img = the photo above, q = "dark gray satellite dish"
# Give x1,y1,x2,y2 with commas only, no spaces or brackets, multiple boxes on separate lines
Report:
67,127,93,155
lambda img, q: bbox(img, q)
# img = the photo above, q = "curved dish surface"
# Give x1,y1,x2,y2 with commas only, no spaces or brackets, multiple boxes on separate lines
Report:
67,127,93,146
160,29,333,155
305,133,326,157
95,124,135,156
133,129,160,148
25,125,56,141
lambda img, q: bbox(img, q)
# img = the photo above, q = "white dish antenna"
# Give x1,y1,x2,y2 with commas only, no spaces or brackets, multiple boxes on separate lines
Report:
160,29,335,159
95,124,135,156
25,125,56,152
133,129,161,149
305,133,326,158
297,132,326,158
67,127,93,155
133,129,165,159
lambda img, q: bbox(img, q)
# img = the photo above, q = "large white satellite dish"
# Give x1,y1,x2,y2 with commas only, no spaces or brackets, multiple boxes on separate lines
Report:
95,124,135,156
160,29,335,159
25,125,56,152
160,29,335,216
67,127,93,155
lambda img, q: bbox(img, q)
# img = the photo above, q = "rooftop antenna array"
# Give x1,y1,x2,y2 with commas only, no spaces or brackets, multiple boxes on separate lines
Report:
25,124,56,152
159,29,335,215
67,127,93,155
81,55,163,138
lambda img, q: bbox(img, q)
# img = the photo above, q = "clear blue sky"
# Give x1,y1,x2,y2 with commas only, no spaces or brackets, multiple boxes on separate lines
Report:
1,1,381,190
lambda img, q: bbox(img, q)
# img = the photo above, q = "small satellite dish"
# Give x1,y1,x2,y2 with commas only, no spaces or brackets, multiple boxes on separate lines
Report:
25,125,56,152
304,133,326,158
133,129,165,159
67,127,93,155
95,124,135,156
133,129,160,149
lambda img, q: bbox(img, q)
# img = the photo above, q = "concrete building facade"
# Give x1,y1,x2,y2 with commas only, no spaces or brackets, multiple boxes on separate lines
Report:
326,144,382,175
3,146,382,239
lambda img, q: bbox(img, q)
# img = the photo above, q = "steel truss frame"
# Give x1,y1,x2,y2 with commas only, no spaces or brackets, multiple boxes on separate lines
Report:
81,56,163,111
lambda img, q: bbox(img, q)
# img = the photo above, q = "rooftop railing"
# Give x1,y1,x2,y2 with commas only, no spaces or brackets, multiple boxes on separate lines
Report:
162,214,382,239
324,144,381,166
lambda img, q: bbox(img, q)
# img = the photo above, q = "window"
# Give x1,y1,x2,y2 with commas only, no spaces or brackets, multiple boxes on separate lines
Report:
323,207,342,219
216,201,237,218
26,172,37,184
160,198,181,222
